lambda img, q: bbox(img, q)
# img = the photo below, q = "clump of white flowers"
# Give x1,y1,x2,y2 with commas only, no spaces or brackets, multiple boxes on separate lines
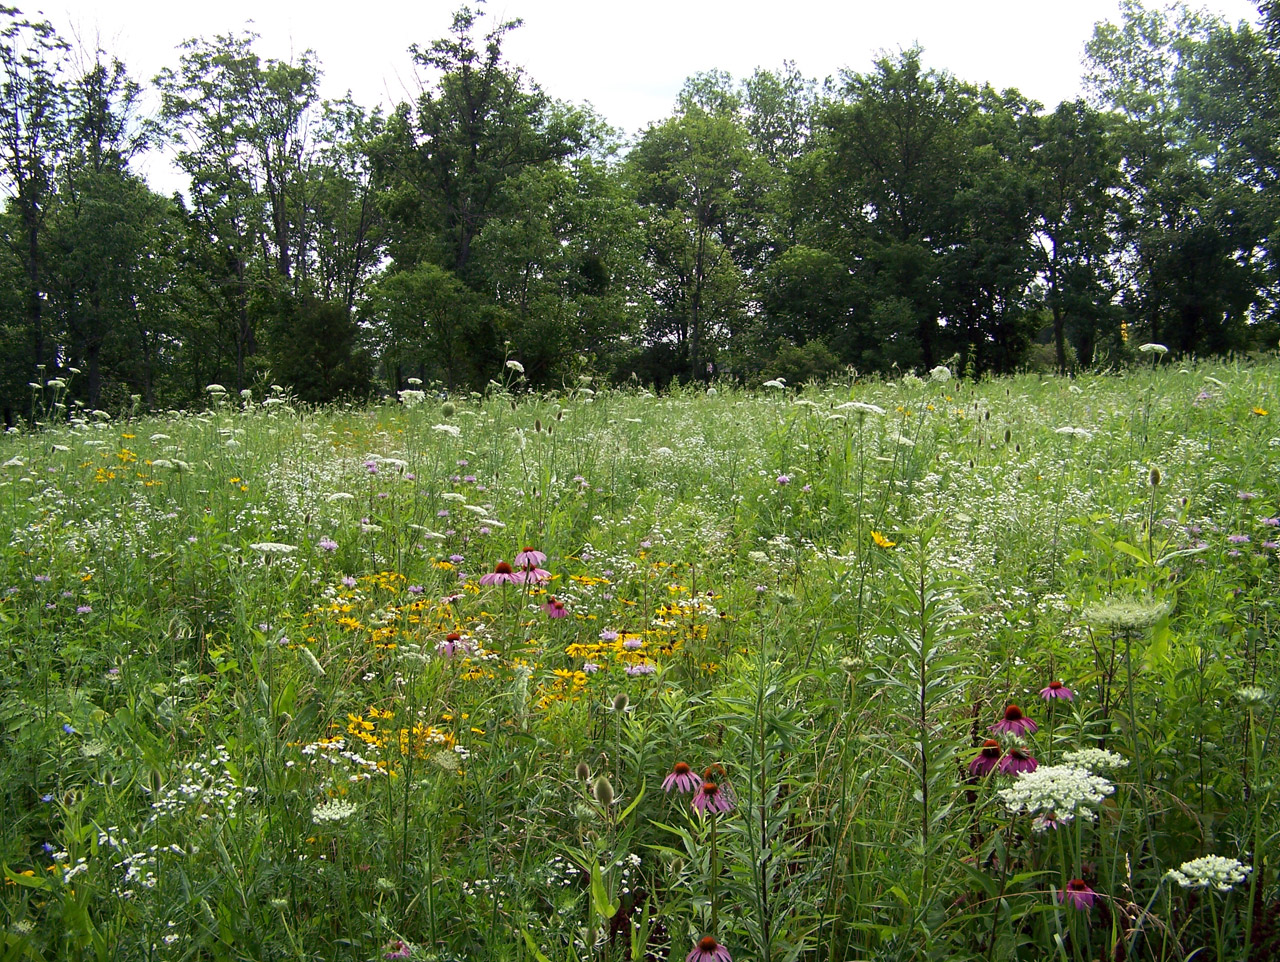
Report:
1167,855,1251,891
997,764,1115,820
835,400,886,415
929,364,951,382
1061,748,1129,772
311,798,359,824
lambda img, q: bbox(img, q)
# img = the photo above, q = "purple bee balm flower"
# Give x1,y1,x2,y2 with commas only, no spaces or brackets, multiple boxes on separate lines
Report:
662,762,700,793
479,561,519,586
1228,533,1251,544
622,638,643,650
76,605,92,614
1262,517,1280,528
1040,680,1073,701
541,596,568,618
449,554,465,564
318,538,339,552
383,940,412,960
582,662,600,673
341,576,357,588
999,747,1038,775
991,704,1038,736
599,629,619,642
687,936,732,962
514,547,546,567
969,740,1002,777
407,585,424,595
776,474,790,486
1059,879,1097,911
625,662,656,676
692,779,735,814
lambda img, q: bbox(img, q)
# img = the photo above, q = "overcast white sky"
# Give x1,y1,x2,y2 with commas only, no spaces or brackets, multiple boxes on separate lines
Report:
47,0,1261,186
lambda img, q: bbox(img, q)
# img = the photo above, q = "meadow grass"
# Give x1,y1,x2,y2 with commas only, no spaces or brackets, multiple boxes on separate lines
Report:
0,365,1276,961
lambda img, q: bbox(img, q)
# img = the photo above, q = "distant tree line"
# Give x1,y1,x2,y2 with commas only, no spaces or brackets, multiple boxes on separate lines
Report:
2,0,1279,418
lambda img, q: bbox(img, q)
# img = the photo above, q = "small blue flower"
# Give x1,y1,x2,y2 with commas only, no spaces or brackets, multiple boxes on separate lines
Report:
41,794,54,803
62,723,75,735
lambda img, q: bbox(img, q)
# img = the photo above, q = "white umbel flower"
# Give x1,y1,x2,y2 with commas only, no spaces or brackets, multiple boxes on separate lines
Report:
1061,748,1130,772
311,798,359,824
248,542,298,555
997,764,1115,819
835,400,886,415
1167,855,1251,891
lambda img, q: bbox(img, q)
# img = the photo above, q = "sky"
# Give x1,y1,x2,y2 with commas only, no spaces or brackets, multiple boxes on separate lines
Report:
45,0,1262,187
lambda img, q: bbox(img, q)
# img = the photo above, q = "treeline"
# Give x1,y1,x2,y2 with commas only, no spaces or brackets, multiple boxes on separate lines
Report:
2,0,1279,417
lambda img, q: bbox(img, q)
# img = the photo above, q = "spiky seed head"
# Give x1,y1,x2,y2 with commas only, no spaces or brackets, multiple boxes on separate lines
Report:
592,775,614,807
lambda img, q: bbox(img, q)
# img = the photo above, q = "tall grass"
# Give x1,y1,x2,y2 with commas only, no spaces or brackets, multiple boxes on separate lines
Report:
0,364,1276,961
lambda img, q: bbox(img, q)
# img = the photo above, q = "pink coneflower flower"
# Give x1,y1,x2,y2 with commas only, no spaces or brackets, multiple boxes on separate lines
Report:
515,564,552,584
1040,680,1073,701
991,704,1038,736
383,940,413,960
969,739,1002,777
686,936,732,962
437,632,467,658
692,779,735,814
541,596,568,618
479,561,519,586
1058,879,1096,911
662,761,700,793
514,547,546,567
999,747,1038,775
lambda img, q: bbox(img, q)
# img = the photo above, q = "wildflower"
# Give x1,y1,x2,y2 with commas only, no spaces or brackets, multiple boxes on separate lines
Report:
318,538,339,552
999,747,1038,775
969,740,1002,777
622,637,643,650
1032,812,1063,832
1084,596,1170,631
506,359,525,374
541,596,568,618
576,761,592,782
836,400,886,415
76,605,92,614
479,561,519,586
871,530,896,548
249,542,298,555
1040,681,1073,701
1061,748,1128,772
600,629,619,642
997,764,1115,819
692,780,734,814
341,576,357,588
1252,406,1267,416
1167,855,1251,891
1053,426,1093,439
1227,534,1251,544
432,423,461,437
437,633,468,658
592,775,614,808
1138,342,1169,355
762,378,786,389
516,563,552,583
991,704,1038,736
663,762,700,793
1059,879,1097,911
384,939,413,959
625,662,656,675
62,723,76,735
776,474,791,486
312,798,359,824
582,662,600,673
407,585,424,595
514,547,546,567
687,936,732,962
1235,686,1270,707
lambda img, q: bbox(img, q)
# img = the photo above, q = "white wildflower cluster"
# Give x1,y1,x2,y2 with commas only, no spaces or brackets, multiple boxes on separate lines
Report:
615,852,642,896
248,542,297,555
398,389,426,408
835,400,886,415
148,747,256,823
1061,748,1129,772
311,798,359,824
1167,855,1251,891
294,736,385,783
997,764,1115,820
461,874,512,906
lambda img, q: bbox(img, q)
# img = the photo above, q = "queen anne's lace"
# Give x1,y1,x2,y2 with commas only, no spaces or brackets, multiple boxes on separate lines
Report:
1167,855,1251,891
997,764,1114,819
1061,748,1129,772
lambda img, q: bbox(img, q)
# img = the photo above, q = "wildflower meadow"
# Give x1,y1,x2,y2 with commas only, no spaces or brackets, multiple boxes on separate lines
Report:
0,363,1276,961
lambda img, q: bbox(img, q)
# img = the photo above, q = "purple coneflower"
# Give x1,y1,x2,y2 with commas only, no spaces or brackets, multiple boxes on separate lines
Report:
999,747,1038,775
436,632,466,658
686,936,732,962
1058,879,1097,911
662,761,700,793
991,704,1038,736
541,596,568,618
692,779,735,814
1040,680,1073,701
514,546,546,568
516,563,552,583
479,561,519,586
969,739,1002,777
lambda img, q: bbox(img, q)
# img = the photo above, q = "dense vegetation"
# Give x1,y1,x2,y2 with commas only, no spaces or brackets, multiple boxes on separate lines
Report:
0,363,1276,960
2,0,1280,418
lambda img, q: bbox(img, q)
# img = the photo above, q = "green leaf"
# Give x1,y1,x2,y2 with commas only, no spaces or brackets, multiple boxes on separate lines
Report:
519,928,553,962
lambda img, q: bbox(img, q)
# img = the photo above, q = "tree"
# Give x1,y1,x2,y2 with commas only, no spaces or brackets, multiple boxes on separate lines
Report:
0,8,68,389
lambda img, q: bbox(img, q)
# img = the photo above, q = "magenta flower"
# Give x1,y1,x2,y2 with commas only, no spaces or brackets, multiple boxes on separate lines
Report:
514,547,547,567
692,780,735,814
1058,879,1097,911
687,936,732,962
991,704,1038,736
437,632,467,658
383,940,413,960
515,564,552,584
662,761,700,793
999,747,1038,775
479,561,519,586
1040,680,1073,701
969,739,1002,777
541,596,568,618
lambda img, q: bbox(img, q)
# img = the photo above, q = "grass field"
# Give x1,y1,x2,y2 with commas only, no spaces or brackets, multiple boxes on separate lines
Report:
1,363,1276,961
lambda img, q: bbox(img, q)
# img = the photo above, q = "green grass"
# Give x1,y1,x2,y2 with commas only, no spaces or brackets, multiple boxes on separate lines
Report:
1,364,1276,961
